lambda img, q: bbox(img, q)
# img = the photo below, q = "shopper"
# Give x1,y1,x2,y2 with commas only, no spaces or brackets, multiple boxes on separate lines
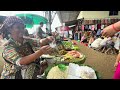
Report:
24,25,29,36
102,21,120,79
88,34,95,48
36,22,46,39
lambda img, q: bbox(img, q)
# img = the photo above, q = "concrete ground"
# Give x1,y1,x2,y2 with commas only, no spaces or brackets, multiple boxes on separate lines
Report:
78,43,117,79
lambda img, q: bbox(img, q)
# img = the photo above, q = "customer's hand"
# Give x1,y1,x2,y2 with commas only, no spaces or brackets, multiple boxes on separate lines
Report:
114,61,119,67
101,25,118,37
114,53,120,67
40,45,52,54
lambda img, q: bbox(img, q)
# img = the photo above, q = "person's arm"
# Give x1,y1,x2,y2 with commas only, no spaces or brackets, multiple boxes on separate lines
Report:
19,45,52,65
19,49,43,65
25,36,54,47
113,21,120,31
114,53,120,67
102,21,120,37
2,45,52,66
88,38,92,45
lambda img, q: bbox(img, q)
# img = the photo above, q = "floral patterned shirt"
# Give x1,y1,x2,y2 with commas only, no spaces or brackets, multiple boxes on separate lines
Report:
1,37,40,79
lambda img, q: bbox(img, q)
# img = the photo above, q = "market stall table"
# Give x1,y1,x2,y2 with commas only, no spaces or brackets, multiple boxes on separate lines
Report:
76,41,116,79
40,40,101,79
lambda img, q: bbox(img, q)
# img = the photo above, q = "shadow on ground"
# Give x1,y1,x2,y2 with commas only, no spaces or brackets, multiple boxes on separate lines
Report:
78,43,116,79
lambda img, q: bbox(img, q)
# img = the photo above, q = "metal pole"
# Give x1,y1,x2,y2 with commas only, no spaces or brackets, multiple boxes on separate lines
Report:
49,11,51,33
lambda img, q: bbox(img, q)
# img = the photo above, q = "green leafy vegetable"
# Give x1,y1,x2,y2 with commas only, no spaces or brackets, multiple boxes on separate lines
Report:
58,64,67,71
72,46,79,50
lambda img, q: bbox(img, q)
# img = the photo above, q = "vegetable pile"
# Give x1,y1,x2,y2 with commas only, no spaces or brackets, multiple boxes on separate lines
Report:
45,63,99,79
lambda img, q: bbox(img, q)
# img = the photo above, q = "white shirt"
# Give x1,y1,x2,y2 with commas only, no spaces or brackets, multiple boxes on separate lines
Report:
114,37,120,50
100,38,111,46
91,38,103,48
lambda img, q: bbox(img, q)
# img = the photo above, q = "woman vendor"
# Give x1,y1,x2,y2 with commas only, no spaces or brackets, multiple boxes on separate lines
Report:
0,16,54,79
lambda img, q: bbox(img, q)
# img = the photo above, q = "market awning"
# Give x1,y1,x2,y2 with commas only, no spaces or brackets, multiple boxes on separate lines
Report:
65,18,84,27
65,19,78,26
56,11,80,24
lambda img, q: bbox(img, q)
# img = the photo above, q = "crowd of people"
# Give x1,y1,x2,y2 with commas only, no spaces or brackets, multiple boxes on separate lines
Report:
79,29,119,55
79,21,120,79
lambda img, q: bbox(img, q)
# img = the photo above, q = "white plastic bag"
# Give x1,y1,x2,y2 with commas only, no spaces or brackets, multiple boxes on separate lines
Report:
114,37,120,50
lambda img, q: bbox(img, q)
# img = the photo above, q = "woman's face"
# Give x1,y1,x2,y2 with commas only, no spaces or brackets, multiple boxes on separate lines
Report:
10,23,25,39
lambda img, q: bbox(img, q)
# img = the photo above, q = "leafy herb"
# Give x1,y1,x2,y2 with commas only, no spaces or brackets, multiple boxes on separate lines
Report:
58,64,67,71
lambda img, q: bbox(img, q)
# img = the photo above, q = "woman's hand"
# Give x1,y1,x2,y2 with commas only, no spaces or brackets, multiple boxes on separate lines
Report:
46,36,54,42
101,25,118,37
40,36,54,46
40,45,52,54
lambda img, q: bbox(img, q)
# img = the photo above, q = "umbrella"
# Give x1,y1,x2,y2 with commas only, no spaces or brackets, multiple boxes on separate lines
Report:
16,14,48,28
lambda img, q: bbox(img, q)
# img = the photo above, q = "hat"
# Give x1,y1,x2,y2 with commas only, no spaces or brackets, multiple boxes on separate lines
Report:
0,16,24,31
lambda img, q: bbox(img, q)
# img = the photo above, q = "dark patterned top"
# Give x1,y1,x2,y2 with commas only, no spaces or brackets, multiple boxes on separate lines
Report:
1,37,40,79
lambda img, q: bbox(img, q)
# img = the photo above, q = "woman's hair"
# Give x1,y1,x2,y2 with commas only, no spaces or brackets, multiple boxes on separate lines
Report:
0,16,24,40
